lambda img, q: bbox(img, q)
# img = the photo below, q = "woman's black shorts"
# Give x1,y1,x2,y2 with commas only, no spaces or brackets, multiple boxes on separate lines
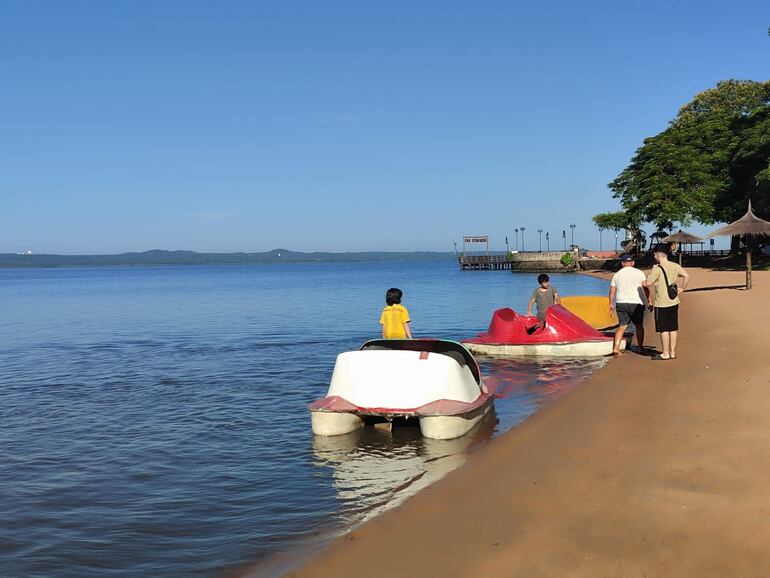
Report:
654,304,679,332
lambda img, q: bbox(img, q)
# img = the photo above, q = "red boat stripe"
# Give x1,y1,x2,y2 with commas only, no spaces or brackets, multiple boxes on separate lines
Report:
308,390,495,417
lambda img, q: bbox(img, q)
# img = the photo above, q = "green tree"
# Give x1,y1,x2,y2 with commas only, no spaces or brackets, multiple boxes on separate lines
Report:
676,79,770,122
607,79,770,228
718,106,770,221
591,211,629,230
592,211,646,253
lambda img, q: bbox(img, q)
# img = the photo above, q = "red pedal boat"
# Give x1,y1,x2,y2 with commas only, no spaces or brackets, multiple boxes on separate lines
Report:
463,305,621,357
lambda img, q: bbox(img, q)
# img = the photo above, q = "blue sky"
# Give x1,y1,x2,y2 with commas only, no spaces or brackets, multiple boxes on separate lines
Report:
1,0,767,254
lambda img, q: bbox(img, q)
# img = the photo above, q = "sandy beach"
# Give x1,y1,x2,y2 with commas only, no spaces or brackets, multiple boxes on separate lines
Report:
286,268,770,578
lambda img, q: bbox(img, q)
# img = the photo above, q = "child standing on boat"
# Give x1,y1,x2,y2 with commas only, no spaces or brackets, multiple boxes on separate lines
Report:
527,274,560,328
380,288,413,339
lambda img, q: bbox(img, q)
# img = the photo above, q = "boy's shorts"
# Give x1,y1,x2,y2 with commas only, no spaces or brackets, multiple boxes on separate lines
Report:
616,303,645,326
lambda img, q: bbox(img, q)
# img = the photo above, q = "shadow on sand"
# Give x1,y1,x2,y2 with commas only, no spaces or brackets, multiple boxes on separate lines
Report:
685,284,746,293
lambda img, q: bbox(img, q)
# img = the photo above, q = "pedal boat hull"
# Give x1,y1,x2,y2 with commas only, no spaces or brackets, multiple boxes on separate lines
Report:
310,340,496,440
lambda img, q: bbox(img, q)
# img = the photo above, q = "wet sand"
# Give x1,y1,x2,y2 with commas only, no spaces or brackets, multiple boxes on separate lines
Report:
285,268,770,578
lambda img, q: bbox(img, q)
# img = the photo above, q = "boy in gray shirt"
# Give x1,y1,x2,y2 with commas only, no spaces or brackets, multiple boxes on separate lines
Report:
527,274,560,328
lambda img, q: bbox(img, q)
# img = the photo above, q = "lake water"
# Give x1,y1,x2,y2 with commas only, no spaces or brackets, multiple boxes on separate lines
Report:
0,261,610,577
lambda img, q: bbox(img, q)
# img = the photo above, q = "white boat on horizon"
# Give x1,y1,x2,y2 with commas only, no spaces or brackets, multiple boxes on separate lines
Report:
309,339,496,440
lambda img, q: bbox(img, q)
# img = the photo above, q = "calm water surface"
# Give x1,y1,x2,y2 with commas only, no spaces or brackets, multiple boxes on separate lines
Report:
0,261,610,577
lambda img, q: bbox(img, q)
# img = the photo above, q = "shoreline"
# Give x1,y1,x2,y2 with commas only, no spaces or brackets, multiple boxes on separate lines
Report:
0,251,456,270
239,357,605,577
283,268,770,578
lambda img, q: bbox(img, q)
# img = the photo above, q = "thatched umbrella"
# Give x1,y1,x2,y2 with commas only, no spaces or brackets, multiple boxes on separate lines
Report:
661,230,704,265
706,201,770,290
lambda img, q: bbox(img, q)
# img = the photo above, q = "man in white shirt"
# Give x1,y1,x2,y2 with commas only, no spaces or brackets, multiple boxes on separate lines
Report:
609,255,651,355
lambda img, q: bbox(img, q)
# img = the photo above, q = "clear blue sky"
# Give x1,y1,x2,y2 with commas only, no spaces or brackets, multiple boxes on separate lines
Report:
1,0,767,254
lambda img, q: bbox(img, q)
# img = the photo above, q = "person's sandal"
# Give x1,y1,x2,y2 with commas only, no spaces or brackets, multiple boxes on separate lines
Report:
651,354,672,360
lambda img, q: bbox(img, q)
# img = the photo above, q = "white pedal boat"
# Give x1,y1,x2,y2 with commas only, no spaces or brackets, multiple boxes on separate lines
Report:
309,339,496,440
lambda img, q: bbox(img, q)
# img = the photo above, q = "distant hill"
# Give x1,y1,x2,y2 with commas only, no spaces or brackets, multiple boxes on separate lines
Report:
0,249,456,268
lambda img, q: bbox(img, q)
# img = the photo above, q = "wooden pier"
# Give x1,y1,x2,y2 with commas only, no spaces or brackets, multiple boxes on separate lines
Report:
456,235,515,270
458,255,513,270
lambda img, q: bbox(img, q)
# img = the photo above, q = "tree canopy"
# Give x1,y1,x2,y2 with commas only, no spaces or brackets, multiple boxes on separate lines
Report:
591,211,630,230
603,79,770,229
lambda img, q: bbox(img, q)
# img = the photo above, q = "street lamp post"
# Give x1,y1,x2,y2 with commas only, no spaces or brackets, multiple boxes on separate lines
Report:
562,230,566,250
614,228,619,252
505,236,509,254
569,223,576,247
514,228,519,251
537,229,543,252
520,227,526,252
599,227,603,252
546,232,550,251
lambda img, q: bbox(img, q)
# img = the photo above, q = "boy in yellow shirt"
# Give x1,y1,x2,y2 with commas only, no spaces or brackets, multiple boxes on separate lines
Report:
380,288,413,339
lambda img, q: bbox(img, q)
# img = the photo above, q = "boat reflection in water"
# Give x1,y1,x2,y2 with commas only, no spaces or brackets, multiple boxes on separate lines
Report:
312,410,497,524
311,355,608,527
482,356,609,431
241,418,496,578
243,356,609,578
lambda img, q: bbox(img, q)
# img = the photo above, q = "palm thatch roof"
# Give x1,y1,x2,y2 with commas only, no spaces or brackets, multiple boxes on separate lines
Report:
661,230,704,244
707,201,770,238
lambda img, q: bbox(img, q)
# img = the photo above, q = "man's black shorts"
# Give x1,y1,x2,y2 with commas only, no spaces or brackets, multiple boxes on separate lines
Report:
616,303,645,326
654,304,679,332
